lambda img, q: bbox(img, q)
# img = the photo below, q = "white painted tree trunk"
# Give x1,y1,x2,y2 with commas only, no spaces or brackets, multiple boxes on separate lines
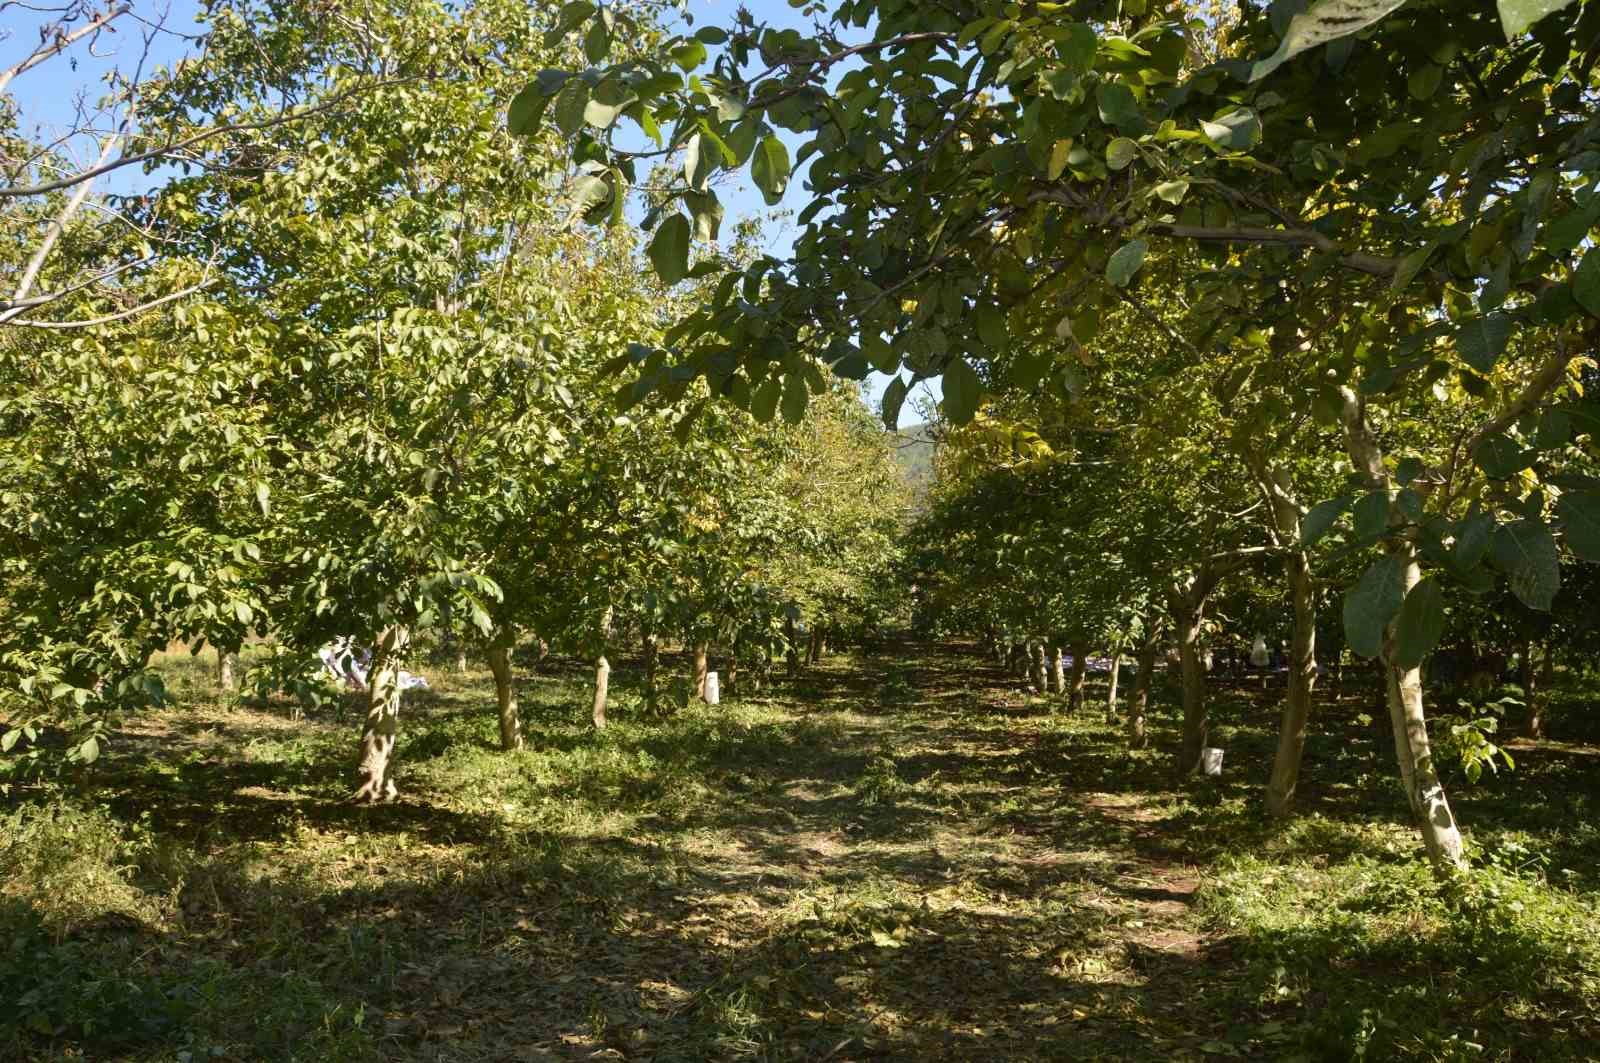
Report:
1047,647,1064,694
352,625,410,803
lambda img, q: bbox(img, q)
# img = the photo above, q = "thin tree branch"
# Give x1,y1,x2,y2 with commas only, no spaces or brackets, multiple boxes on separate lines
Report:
0,3,130,97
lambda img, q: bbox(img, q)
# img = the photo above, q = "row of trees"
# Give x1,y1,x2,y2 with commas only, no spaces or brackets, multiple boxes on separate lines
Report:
524,0,1600,872
1,0,909,799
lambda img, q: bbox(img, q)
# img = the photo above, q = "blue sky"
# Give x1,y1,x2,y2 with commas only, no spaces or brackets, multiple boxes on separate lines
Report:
5,0,936,426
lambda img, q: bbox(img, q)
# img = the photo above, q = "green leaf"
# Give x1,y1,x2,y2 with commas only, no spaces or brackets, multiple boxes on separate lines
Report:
1556,491,1600,562
1153,179,1190,205
1105,239,1148,287
1353,489,1391,540
1200,109,1261,151
1095,83,1143,133
1047,139,1072,181
1106,138,1138,171
508,84,552,136
751,378,781,422
1406,64,1443,100
1474,433,1530,479
1393,576,1445,669
647,213,691,285
1059,23,1097,75
1498,0,1580,38
1,729,19,753
1250,0,1408,82
1573,247,1600,319
942,357,982,425
77,735,100,765
880,375,909,428
684,189,723,243
1491,519,1561,609
780,373,809,424
977,304,1008,350
1454,511,1495,569
670,38,708,71
1343,556,1405,659
553,78,591,137
1300,495,1351,546
1455,313,1512,373
750,135,791,206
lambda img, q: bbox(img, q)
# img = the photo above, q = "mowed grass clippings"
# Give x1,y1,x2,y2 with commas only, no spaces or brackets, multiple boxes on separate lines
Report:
3,643,1600,1060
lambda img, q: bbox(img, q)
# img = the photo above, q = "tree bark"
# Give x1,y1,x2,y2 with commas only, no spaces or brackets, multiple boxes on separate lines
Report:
1523,640,1548,739
592,606,612,731
1129,627,1159,749
486,636,521,751
1069,643,1089,713
1266,548,1317,818
1047,646,1064,695
1026,641,1044,693
1105,647,1121,725
216,648,238,692
1174,588,1208,775
785,616,801,675
456,649,469,675
642,631,660,714
1341,388,1465,872
693,640,710,700
808,628,823,666
353,625,410,803
726,654,739,698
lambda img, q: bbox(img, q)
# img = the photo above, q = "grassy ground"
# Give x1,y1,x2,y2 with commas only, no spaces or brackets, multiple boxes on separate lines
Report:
3,641,1599,1061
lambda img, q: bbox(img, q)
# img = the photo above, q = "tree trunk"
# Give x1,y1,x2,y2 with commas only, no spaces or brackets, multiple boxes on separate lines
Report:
593,606,612,731
726,654,739,698
1048,647,1064,695
1129,628,1159,749
1029,641,1047,694
216,648,237,692
353,625,411,803
1523,640,1548,739
456,649,468,675
694,640,710,700
1340,388,1465,872
808,628,823,666
1266,549,1317,819
1069,643,1089,713
1105,648,1121,725
486,638,521,751
1175,592,1207,775
785,616,801,675
642,631,660,714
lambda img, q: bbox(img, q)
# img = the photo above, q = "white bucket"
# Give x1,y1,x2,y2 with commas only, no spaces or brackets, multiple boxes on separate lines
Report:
1199,747,1224,776
703,670,720,705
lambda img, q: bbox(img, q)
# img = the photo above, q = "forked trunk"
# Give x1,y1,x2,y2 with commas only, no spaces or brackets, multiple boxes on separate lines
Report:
353,625,411,803
1047,647,1064,694
1266,549,1317,819
486,639,521,751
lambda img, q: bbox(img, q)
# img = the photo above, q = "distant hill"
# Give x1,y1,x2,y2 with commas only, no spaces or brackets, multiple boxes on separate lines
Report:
892,423,935,495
